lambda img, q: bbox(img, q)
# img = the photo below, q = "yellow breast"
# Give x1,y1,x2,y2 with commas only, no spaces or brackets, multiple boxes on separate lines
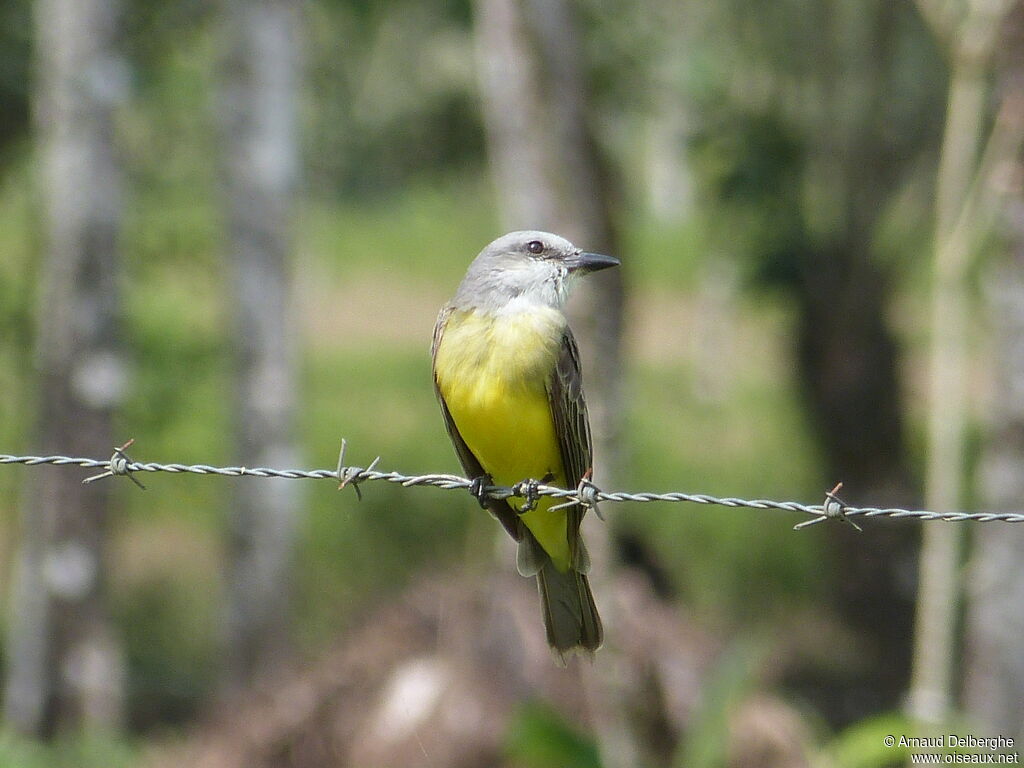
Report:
434,306,571,568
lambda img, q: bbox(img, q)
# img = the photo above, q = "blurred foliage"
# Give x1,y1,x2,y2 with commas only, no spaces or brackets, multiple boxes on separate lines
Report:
822,712,916,768
687,0,946,290
821,710,1021,766
304,0,484,196
0,0,30,166
505,701,602,768
672,637,765,768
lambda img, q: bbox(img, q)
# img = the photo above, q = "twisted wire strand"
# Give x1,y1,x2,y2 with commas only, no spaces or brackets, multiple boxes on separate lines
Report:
4,448,1024,528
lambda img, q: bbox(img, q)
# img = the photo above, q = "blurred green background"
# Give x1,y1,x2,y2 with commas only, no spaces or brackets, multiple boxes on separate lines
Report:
2,0,1019,765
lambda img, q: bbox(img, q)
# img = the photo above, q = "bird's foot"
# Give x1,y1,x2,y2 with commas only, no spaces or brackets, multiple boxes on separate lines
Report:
512,472,554,513
469,473,493,509
512,479,541,513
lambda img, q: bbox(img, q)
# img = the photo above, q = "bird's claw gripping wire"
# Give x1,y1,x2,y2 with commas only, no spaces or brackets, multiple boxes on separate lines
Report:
469,473,494,509
336,438,381,501
793,482,862,531
82,438,146,489
512,478,542,513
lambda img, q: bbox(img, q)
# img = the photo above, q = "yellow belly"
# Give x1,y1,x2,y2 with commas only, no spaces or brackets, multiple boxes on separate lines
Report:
435,307,571,569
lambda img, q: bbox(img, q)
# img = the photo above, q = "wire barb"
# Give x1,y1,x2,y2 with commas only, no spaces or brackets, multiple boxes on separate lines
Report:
793,482,861,531
549,469,601,516
335,438,381,501
81,439,146,490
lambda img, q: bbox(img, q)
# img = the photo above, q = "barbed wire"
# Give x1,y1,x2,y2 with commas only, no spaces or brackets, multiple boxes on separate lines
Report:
3,439,1024,530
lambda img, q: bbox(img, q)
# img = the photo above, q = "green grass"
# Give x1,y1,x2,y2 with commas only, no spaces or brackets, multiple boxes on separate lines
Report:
0,161,38,499
623,213,711,289
0,731,137,768
296,346,468,647
300,173,500,287
621,298,824,621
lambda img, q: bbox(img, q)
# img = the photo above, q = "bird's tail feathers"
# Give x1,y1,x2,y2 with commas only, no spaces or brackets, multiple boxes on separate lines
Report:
536,559,603,664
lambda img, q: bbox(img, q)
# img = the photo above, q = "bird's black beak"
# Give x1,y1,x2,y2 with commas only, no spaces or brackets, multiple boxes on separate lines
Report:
565,250,620,274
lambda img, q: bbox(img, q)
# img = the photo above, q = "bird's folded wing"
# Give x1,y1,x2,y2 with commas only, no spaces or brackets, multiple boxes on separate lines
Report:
545,327,595,571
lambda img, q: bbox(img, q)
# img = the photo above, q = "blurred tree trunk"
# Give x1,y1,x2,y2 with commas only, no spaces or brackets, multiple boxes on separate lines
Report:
786,0,922,723
473,2,634,767
473,0,624,485
693,0,949,725
964,0,1024,738
791,210,919,721
216,0,302,694
909,0,1012,724
644,96,692,225
967,221,1024,741
3,0,126,736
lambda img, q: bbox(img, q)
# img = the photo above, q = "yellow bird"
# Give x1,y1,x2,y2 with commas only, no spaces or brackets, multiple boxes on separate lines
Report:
431,230,619,661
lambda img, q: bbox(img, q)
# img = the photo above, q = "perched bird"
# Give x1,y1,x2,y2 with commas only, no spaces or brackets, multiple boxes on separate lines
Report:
431,230,619,662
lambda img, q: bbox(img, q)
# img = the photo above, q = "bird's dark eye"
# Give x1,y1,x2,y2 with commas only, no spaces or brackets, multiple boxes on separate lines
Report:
527,240,544,255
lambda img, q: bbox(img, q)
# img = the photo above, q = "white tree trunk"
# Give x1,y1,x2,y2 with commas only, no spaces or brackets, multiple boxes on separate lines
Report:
910,55,986,721
3,0,126,735
966,251,1024,740
909,0,1012,722
965,3,1024,729
217,0,302,693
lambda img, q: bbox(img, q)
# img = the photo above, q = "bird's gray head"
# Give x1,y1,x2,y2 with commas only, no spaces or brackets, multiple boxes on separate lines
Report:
451,230,619,313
